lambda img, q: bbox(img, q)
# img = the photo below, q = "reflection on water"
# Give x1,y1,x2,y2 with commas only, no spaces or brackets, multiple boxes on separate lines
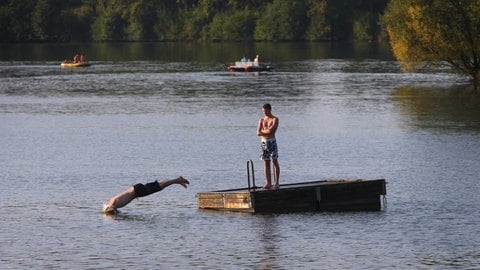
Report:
393,85,480,131
256,215,281,270
0,42,395,62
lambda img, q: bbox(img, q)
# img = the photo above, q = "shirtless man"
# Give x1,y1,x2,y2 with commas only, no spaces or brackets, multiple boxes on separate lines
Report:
102,176,189,214
256,103,280,189
73,53,80,63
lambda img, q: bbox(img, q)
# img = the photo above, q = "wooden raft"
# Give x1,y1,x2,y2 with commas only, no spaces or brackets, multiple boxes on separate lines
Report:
197,179,387,214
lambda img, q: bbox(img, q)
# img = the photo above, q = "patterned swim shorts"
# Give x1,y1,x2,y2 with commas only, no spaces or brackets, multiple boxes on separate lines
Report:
260,138,279,161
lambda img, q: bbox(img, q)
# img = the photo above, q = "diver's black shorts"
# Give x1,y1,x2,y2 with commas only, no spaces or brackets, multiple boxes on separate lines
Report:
133,181,164,197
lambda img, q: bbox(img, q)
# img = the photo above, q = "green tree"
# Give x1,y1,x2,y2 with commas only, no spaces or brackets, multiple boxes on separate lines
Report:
153,0,178,40
0,3,13,41
325,0,354,41
0,0,389,43
305,0,329,41
1,0,36,41
32,0,55,40
68,3,95,42
352,0,388,42
353,12,377,42
125,0,157,41
207,10,256,41
384,0,480,85
226,0,269,10
181,0,218,40
254,0,307,41
92,1,126,41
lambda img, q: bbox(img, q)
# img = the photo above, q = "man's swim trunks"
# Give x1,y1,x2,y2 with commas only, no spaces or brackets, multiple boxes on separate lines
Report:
260,138,279,161
133,181,164,197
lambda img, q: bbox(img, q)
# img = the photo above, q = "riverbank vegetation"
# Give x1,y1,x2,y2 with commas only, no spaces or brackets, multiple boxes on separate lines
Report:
0,0,388,43
384,0,480,85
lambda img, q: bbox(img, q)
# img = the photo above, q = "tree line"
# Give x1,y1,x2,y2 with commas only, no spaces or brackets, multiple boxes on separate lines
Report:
0,0,388,43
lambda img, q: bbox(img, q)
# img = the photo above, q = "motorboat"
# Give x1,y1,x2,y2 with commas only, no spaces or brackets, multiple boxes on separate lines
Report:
227,56,272,72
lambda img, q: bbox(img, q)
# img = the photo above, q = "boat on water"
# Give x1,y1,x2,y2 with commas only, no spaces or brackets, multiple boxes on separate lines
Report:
227,55,273,72
60,61,90,68
227,62,273,72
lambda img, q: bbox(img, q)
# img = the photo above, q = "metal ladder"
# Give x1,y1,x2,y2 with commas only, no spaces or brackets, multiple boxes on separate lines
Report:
246,160,257,190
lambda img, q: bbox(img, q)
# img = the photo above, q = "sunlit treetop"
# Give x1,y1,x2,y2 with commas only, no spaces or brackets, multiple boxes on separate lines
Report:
385,0,480,85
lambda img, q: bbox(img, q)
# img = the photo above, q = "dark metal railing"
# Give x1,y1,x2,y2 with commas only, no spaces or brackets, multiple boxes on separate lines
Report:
246,160,256,190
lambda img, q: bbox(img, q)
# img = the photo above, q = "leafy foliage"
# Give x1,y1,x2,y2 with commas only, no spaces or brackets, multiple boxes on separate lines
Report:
254,0,307,41
0,0,387,42
384,0,480,84
305,0,329,41
207,10,256,41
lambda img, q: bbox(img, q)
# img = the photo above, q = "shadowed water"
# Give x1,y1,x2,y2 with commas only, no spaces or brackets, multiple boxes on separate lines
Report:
1,43,479,269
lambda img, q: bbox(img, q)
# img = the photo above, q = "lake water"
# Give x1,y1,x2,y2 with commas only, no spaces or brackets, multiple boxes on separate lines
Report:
1,43,479,269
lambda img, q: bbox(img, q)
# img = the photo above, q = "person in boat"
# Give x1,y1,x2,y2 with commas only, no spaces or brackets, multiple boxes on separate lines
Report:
241,56,248,62
256,103,280,189
80,54,87,63
73,53,80,63
102,176,189,214
254,55,259,66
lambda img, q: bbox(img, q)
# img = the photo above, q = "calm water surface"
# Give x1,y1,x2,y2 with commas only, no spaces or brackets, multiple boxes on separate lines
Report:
1,43,479,269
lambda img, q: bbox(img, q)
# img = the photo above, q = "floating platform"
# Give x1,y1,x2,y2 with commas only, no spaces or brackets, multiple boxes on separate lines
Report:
197,179,387,214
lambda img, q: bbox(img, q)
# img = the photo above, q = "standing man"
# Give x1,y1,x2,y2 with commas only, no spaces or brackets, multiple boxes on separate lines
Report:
254,54,259,66
257,103,280,189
